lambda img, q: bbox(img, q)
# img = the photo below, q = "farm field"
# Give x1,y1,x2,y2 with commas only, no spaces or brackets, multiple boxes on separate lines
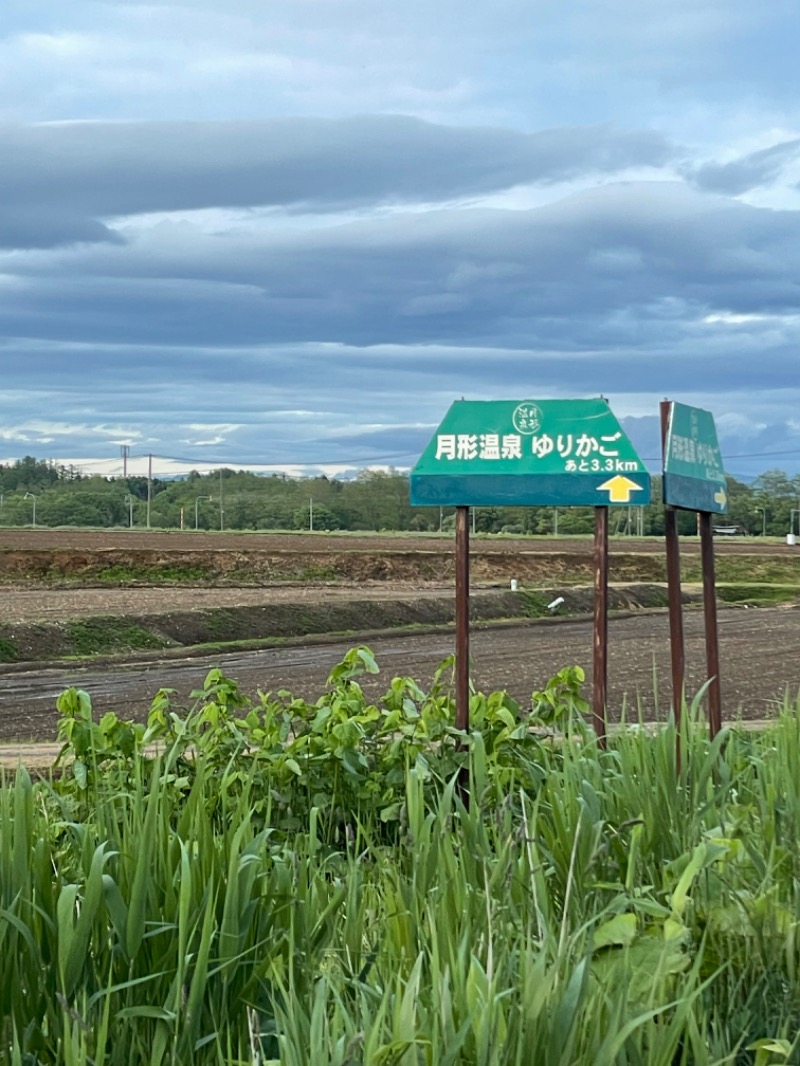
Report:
2,605,800,745
0,528,798,745
3,530,800,1060
0,582,460,623
0,527,794,553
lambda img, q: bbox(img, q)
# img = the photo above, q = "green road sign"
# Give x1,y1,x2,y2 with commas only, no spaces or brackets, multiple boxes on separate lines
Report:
663,402,727,514
410,398,651,507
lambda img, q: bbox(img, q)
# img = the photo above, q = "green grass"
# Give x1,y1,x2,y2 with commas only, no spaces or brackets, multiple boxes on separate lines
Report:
297,564,340,581
684,555,800,585
716,583,800,606
517,588,553,616
3,654,800,1062
94,564,217,584
65,618,172,656
0,636,18,662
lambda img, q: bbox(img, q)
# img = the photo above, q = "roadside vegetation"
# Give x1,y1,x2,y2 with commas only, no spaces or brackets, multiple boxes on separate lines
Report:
1,456,799,536
3,648,800,1064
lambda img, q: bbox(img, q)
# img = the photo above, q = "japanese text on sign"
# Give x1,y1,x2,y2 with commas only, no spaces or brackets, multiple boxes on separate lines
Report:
434,430,640,473
435,434,522,460
670,434,722,479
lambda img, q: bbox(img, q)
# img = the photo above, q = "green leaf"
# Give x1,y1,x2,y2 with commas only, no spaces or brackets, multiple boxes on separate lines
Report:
357,646,379,674
594,913,638,950
746,1038,792,1066
670,839,729,917
72,759,87,790
547,958,587,1066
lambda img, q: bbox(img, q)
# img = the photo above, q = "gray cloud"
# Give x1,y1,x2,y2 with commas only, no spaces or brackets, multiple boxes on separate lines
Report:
5,182,800,352
689,139,800,194
0,210,123,250
2,326,800,473
2,2,800,478
3,0,789,132
0,118,675,248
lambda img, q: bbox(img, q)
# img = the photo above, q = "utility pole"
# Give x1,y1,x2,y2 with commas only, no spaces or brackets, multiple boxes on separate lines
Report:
219,469,224,531
146,454,152,530
120,445,129,478
24,492,36,528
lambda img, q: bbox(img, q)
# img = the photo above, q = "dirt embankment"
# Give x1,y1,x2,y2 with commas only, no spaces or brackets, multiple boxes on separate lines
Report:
0,584,682,665
0,531,795,666
0,546,672,587
5,542,798,589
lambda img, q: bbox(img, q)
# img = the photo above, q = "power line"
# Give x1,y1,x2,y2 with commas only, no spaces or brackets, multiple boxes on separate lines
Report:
8,442,800,481
131,450,422,467
641,448,800,463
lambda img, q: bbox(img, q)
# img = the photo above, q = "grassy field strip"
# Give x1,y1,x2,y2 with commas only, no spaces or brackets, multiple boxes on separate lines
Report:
0,716,786,772
4,650,800,1062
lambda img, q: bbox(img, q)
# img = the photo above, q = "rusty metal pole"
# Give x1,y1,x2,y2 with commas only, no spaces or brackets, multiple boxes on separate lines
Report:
661,400,685,758
593,506,609,748
698,510,723,738
455,505,470,732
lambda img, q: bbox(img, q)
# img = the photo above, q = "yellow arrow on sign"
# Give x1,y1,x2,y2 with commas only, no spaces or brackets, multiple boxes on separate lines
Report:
598,475,645,503
714,488,727,508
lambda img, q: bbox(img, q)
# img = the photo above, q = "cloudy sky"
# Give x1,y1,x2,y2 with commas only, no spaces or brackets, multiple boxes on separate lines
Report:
3,0,800,480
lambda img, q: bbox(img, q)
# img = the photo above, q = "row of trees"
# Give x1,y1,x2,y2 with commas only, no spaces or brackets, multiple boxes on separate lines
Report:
1,457,799,536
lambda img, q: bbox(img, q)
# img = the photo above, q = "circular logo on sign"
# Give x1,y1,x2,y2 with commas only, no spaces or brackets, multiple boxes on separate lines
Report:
512,401,543,435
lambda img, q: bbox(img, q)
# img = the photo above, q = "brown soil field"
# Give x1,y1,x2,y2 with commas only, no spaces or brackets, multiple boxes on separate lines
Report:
1,530,797,591
0,583,457,623
0,528,798,754
0,528,793,554
1,607,799,751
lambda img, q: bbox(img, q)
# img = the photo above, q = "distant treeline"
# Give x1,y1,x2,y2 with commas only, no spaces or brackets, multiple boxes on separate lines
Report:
1,456,799,536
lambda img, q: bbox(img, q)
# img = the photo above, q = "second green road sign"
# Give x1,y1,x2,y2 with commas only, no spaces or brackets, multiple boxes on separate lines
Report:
410,398,651,507
663,402,727,514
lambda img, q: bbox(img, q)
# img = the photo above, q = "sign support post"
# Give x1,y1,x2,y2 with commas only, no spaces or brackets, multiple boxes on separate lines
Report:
593,506,609,747
662,400,727,743
660,400,686,757
698,512,722,738
454,505,470,732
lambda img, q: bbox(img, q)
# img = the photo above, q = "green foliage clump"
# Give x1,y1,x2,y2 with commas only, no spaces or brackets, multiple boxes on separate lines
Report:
0,635,18,662
716,583,800,606
94,564,215,585
2,650,800,1063
517,588,552,616
52,646,549,833
296,563,339,581
65,618,171,656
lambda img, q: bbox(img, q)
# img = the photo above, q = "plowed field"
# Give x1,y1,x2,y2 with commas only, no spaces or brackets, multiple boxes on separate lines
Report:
2,607,799,746
0,529,790,553
0,528,798,748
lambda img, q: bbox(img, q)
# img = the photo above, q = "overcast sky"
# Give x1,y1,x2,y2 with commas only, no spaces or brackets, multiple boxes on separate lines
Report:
2,0,800,480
